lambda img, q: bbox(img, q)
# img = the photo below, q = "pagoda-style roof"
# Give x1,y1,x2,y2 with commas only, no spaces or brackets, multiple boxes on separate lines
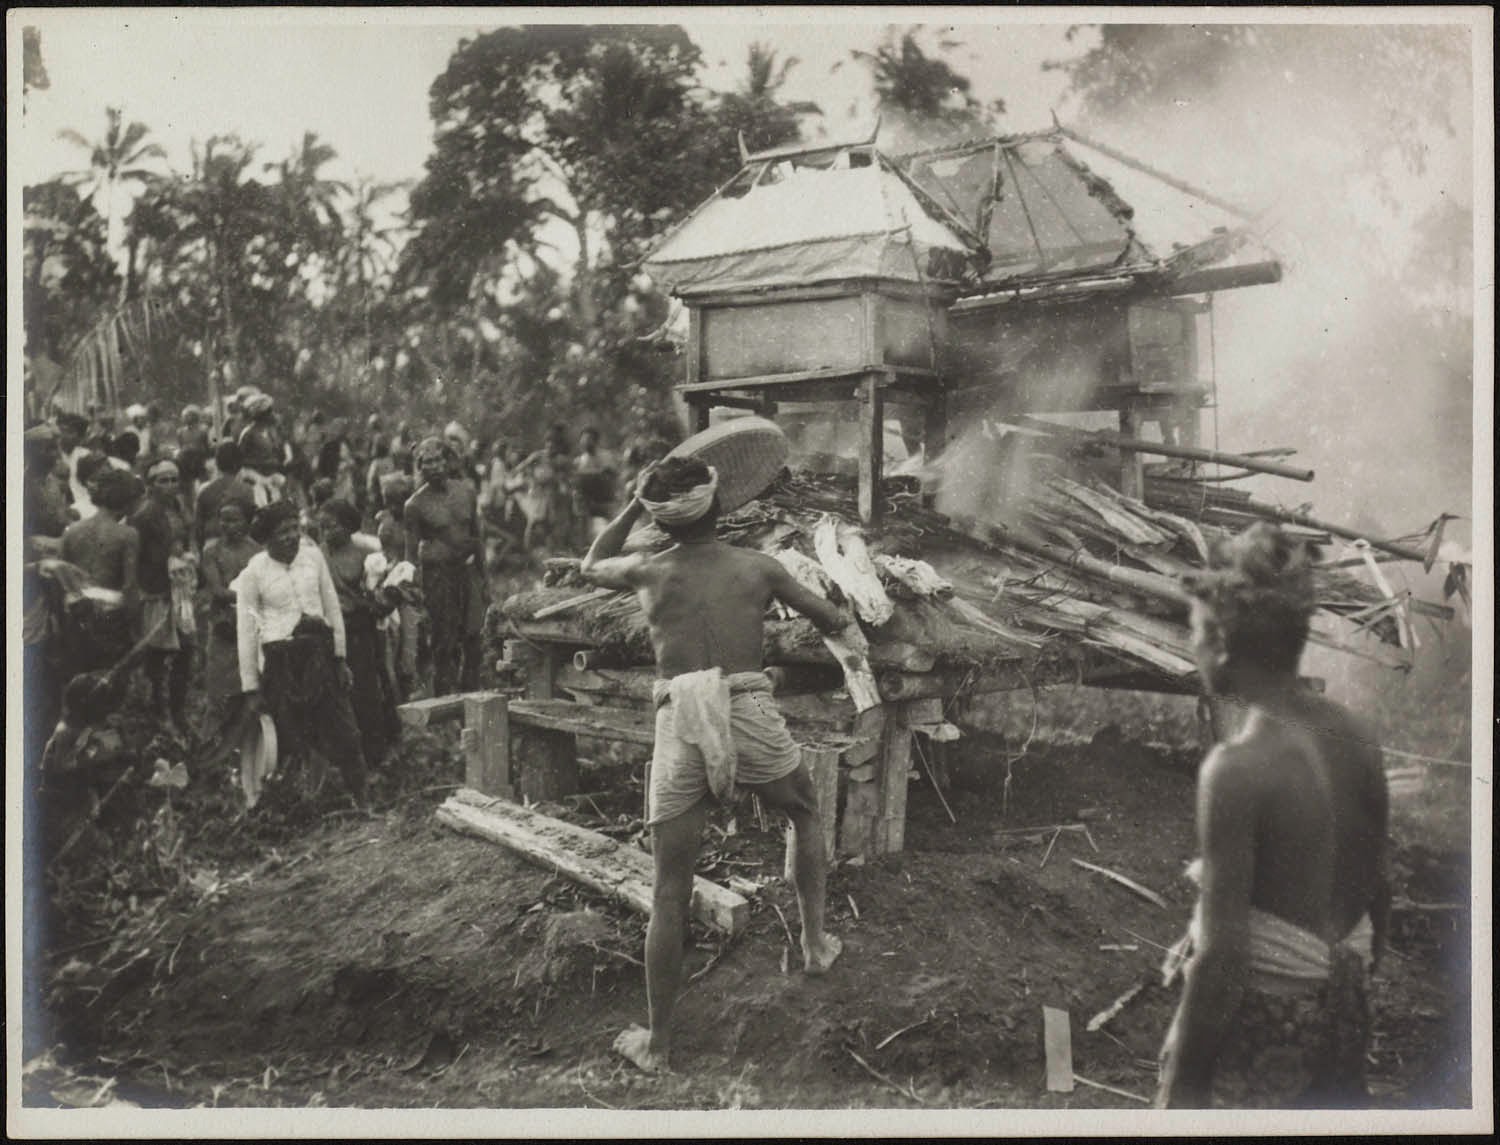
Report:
647,125,1279,302
645,137,978,297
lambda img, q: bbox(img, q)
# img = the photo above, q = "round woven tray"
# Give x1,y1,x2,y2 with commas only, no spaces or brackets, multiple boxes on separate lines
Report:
666,416,790,514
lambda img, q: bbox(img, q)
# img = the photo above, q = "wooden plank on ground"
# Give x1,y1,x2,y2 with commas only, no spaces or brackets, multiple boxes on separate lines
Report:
1043,1006,1075,1093
437,788,747,935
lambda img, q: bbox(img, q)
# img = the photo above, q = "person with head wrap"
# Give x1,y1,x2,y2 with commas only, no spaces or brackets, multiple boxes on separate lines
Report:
404,435,487,695
578,455,854,1074
237,391,288,506
129,458,197,731
194,440,257,550
235,500,370,808
317,498,399,765
1154,523,1390,1109
58,467,144,672
125,403,153,459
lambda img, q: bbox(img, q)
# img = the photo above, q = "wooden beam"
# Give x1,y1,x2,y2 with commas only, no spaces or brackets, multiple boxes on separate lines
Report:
875,704,914,854
923,390,949,460
678,364,884,394
1118,406,1144,501
686,307,703,385
679,279,954,308
1159,261,1282,297
398,691,494,728
437,789,748,935
858,373,884,526
509,699,656,747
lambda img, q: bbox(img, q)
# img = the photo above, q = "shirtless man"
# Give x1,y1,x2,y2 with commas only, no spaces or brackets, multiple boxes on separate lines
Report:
1156,523,1390,1108
581,456,848,1073
405,436,486,695
59,468,143,671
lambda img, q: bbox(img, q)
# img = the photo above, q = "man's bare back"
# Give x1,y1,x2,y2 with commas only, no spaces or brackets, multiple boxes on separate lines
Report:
633,542,836,677
60,513,139,599
1213,693,1387,943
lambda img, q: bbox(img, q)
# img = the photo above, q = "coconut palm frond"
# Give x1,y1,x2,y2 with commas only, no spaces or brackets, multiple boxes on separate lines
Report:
52,294,177,412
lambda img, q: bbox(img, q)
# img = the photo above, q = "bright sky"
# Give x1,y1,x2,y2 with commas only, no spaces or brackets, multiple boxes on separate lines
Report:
12,8,1091,191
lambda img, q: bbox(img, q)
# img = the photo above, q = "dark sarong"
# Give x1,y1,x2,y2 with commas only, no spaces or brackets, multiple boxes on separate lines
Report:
343,608,398,765
260,617,368,803
1196,946,1371,1109
422,560,486,695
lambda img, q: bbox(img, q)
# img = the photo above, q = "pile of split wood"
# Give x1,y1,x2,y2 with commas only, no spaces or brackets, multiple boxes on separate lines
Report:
499,436,1453,692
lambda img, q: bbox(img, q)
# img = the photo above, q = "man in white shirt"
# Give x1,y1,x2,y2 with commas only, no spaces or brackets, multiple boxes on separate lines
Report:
236,501,370,808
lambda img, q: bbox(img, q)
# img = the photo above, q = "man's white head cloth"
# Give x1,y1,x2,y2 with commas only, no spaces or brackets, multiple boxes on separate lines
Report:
638,465,720,526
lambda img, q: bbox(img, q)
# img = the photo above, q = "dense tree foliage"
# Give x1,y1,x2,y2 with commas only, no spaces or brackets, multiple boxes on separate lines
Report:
853,28,1005,152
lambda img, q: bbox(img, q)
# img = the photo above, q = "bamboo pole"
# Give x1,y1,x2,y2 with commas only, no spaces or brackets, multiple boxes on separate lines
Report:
1008,416,1314,482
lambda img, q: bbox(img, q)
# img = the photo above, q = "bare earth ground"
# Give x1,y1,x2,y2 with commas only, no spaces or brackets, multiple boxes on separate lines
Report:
26,713,1472,1112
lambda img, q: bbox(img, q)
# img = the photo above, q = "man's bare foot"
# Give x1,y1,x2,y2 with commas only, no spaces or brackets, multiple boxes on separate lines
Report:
612,1025,668,1073
803,933,843,976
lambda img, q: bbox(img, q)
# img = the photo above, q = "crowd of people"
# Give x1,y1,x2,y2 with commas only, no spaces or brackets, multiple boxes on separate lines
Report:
21,385,673,811
21,386,1395,1110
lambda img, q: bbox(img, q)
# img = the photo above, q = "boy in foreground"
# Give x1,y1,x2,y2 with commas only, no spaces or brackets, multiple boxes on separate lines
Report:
581,457,850,1073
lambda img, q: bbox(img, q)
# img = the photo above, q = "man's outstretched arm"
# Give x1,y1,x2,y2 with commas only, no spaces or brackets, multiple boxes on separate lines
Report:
580,496,647,589
766,560,853,635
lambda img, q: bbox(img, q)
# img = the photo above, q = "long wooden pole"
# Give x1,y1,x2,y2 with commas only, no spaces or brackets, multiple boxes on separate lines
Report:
1235,501,1427,563
1009,416,1314,482
1054,124,1256,222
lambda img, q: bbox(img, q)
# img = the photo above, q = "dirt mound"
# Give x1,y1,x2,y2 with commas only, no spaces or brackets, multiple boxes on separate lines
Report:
33,728,1471,1110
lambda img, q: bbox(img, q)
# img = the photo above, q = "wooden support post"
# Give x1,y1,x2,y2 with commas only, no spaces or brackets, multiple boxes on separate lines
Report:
785,745,841,880
691,400,712,433
839,776,880,859
875,704,913,855
1118,404,1144,500
923,390,948,462
686,307,703,384
505,639,562,701
513,725,579,804
462,693,513,798
857,373,885,526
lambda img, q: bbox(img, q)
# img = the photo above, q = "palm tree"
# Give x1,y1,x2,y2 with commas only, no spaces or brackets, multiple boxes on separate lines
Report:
58,107,167,283
852,28,1001,145
268,130,350,242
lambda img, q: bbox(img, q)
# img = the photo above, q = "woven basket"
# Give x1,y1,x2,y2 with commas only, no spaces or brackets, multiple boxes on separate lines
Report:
666,416,790,514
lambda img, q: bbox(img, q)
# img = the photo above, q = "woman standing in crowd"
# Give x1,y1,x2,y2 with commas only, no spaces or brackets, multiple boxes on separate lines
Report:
317,498,399,768
198,499,261,740
236,502,369,809
131,458,197,734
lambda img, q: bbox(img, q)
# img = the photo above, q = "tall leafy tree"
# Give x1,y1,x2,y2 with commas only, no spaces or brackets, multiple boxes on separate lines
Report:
853,28,1003,151
399,25,799,437
57,107,168,289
